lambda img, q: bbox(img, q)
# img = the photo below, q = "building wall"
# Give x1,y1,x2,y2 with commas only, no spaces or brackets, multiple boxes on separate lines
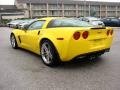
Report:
2,15,25,20
15,1,29,18
15,1,120,18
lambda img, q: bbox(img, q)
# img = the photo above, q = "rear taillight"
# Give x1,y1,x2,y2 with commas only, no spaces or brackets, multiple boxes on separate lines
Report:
82,31,89,39
107,30,110,36
110,30,113,35
107,30,113,36
73,32,80,40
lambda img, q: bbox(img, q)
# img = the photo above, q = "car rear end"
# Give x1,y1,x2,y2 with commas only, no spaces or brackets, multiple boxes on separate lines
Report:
45,18,113,61
61,27,113,61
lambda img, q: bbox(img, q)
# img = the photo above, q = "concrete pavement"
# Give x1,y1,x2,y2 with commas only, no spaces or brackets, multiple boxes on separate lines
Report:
0,27,120,90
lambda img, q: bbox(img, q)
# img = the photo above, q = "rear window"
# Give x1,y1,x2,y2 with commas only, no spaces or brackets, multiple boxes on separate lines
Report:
111,18,119,22
47,18,93,28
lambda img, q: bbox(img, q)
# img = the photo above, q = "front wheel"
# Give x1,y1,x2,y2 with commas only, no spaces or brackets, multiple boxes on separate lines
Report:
40,40,60,67
10,34,18,49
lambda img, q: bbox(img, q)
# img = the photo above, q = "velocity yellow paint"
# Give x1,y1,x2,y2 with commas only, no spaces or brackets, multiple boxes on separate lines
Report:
11,17,114,62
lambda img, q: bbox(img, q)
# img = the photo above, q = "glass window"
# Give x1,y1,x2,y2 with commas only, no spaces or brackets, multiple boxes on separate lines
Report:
103,18,110,21
111,19,119,22
47,18,93,28
28,20,45,30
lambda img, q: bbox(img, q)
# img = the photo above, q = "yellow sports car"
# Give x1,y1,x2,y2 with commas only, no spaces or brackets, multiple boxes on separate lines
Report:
10,17,114,66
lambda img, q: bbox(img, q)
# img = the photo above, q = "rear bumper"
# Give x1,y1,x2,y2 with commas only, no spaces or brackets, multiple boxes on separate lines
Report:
60,48,110,62
73,48,110,60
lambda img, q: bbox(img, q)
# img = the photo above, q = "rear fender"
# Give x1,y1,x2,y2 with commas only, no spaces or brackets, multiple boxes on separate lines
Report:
38,34,63,56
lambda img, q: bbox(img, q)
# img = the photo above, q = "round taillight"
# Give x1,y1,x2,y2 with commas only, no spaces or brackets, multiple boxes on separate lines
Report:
107,30,110,36
110,30,113,35
73,32,80,40
82,31,89,39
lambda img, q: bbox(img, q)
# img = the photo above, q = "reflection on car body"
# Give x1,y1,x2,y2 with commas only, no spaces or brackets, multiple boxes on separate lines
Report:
79,17,105,27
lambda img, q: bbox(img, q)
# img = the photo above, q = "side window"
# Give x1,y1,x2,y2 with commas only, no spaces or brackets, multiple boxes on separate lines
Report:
47,20,61,28
102,19,109,22
106,19,110,21
28,20,45,30
111,19,119,22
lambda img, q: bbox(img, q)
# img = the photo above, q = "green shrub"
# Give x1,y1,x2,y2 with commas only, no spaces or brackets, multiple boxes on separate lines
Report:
2,19,11,25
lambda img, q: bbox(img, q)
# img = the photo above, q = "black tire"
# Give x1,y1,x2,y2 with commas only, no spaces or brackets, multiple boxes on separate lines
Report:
40,40,60,67
10,34,18,49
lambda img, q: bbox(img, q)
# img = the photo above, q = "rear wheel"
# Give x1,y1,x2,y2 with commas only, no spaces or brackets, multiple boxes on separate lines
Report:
10,34,18,49
40,40,60,67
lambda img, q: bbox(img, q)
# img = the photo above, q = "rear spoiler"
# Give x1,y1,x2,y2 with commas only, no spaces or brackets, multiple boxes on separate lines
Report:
91,27,106,29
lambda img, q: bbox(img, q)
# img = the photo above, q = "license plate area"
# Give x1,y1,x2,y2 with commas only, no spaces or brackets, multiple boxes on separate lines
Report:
90,39,105,47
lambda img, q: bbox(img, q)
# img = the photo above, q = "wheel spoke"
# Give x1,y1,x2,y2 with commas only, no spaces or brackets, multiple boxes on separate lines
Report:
46,54,50,62
11,36,15,47
48,50,52,59
41,42,53,64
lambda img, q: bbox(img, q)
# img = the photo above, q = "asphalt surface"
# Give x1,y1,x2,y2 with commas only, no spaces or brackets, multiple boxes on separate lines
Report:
0,27,120,90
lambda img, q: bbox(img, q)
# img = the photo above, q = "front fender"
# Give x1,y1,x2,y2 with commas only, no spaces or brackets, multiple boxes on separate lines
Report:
10,29,21,47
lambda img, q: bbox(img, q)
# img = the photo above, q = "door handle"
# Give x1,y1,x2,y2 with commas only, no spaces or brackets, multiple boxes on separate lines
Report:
38,31,40,35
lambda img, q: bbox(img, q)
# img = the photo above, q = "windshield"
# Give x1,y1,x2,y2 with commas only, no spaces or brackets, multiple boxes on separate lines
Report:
88,17,101,21
10,20,21,23
47,18,93,28
92,20,100,21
